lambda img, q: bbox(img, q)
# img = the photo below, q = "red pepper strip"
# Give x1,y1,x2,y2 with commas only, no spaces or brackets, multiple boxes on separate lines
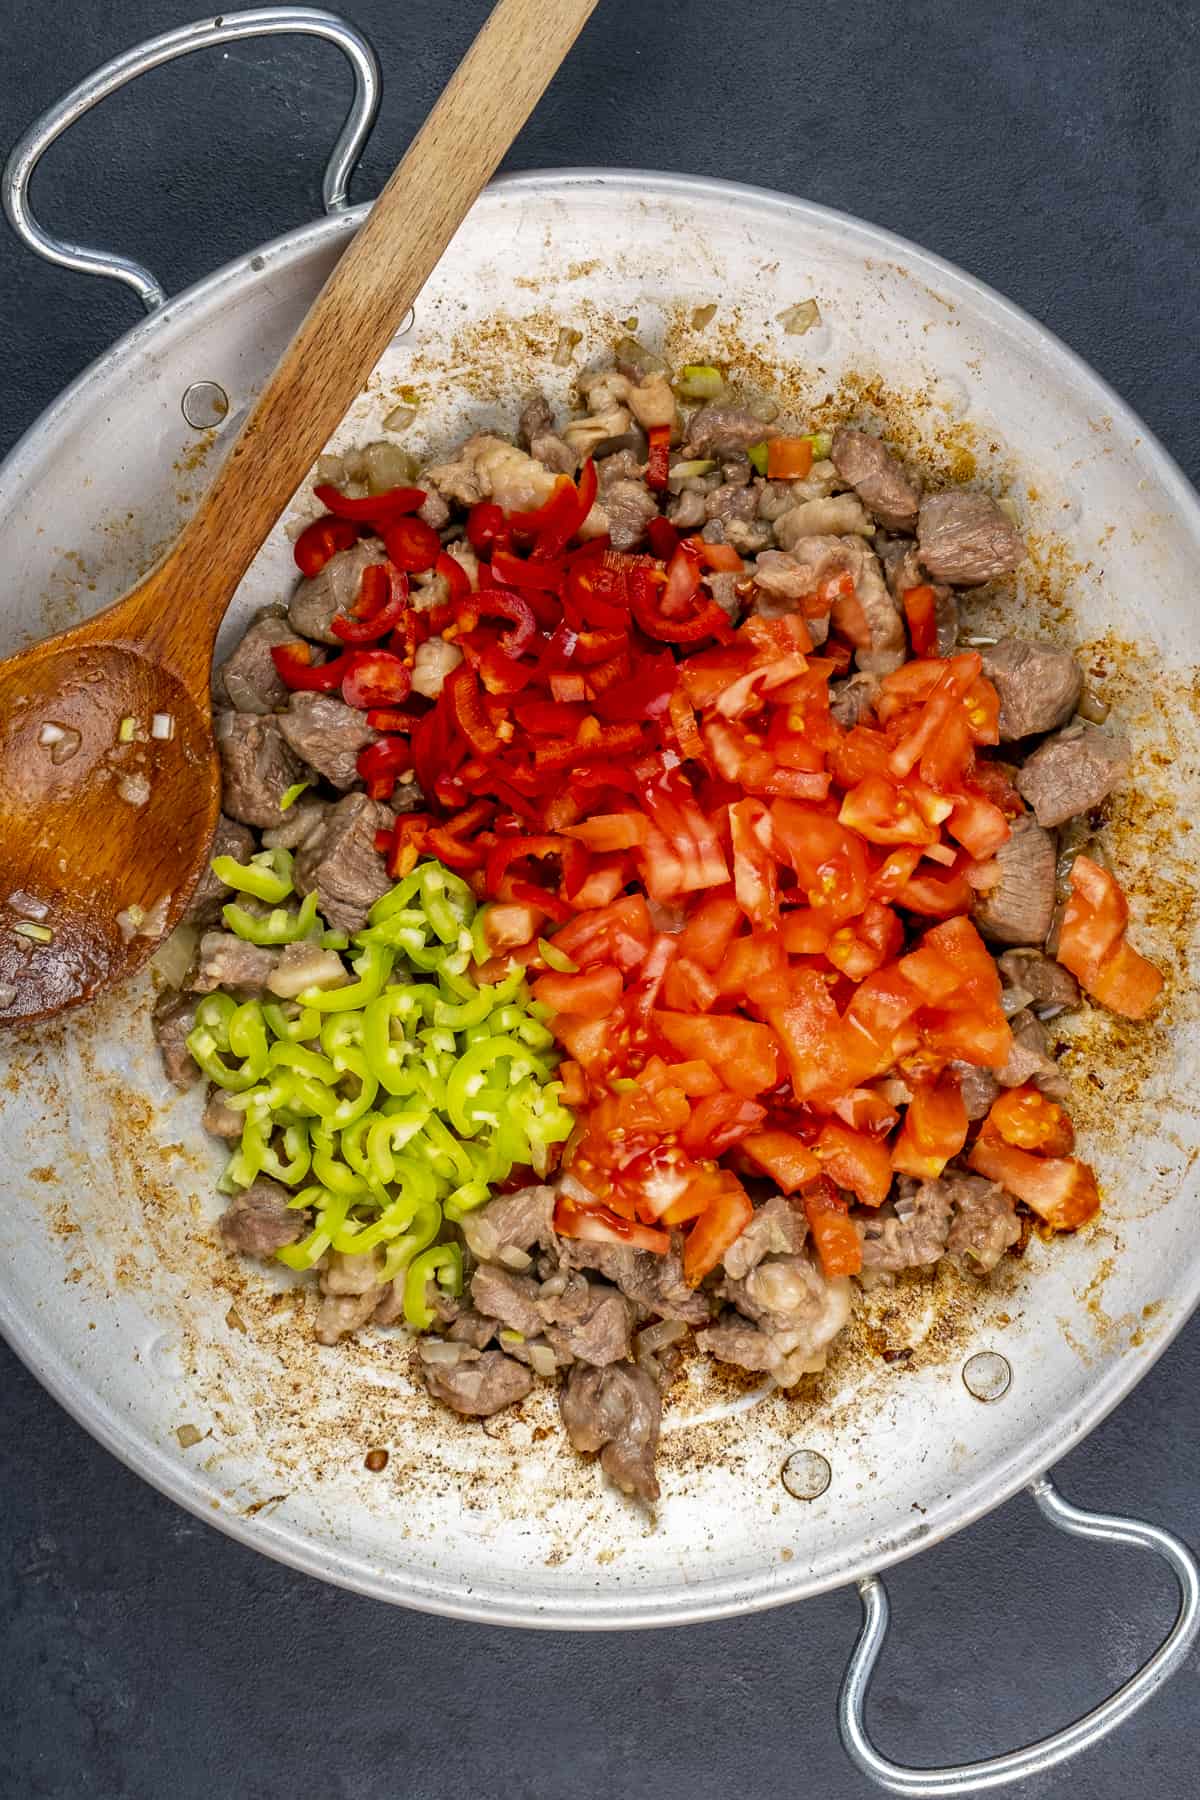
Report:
628,563,733,645
513,698,589,736
357,735,412,801
445,662,501,755
646,424,671,491
535,458,598,558
646,516,680,562
436,551,472,605
457,587,538,656
270,641,343,692
385,814,434,879
424,799,496,871
533,721,647,775
571,628,627,667
365,707,423,732
461,639,537,696
331,565,411,644
411,697,462,794
313,482,425,522
505,879,574,923
383,516,442,574
592,652,677,722
490,547,566,593
467,502,509,555
485,834,583,900
668,689,707,763
293,515,359,577
340,649,413,710
549,671,589,703
563,547,631,630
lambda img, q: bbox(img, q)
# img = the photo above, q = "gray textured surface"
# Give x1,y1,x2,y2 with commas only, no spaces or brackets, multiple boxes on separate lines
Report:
2,2,1198,1794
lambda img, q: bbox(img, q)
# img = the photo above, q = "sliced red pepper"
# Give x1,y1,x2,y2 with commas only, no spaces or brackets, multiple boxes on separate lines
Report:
330,564,411,644
270,641,341,692
384,814,434,879
466,502,509,555
444,662,501,755
629,560,732,645
457,587,537,657
592,652,677,722
902,584,938,656
356,735,412,802
341,649,413,710
490,547,565,593
646,423,671,491
293,515,358,578
646,516,680,562
313,481,425,522
435,551,472,605
383,516,442,573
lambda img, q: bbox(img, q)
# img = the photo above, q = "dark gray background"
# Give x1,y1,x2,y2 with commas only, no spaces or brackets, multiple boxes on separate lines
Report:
2,2,1197,1795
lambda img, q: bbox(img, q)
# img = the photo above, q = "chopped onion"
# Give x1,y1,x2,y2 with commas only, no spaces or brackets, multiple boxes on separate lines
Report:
116,904,146,942
316,453,346,483
38,722,65,746
637,1318,687,1356
776,298,820,335
150,923,199,986
614,335,668,375
667,459,717,489
558,1171,600,1209
1077,685,1110,723
960,634,999,648
13,921,53,944
538,1271,568,1299
118,716,138,743
675,364,726,402
690,302,717,329
151,713,175,741
117,772,151,807
8,889,49,920
749,394,780,422
382,403,417,433
363,438,419,493
418,1339,471,1366
497,1245,532,1271
528,1343,558,1378
552,326,582,367
175,1424,203,1449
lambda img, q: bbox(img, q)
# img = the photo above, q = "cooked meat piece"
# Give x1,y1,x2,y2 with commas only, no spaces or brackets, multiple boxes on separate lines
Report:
411,637,463,699
723,1193,806,1281
694,1320,780,1372
835,540,905,676
934,587,960,656
289,539,388,645
685,405,776,457
831,428,921,531
749,545,828,607
597,447,646,487
997,948,1081,1013
315,1287,386,1344
518,391,577,474
718,1255,852,1383
470,1265,545,1338
724,516,774,554
858,1180,954,1272
597,479,659,550
446,1309,498,1350
219,1178,308,1259
561,1237,713,1325
214,711,304,828
417,488,451,530
705,570,742,621
879,536,924,598
775,493,874,544
946,1176,1020,1273
215,614,302,714
1016,723,1131,828
192,932,279,995
261,795,328,852
294,792,393,934
705,482,758,528
201,1088,243,1139
183,814,257,927
322,1249,382,1295
973,816,1057,946
758,464,840,521
667,486,709,529
559,1362,661,1501
949,1059,1001,1120
391,775,427,816
543,1281,634,1367
625,372,676,432
424,433,559,513
421,1346,533,1416
981,639,1083,741
829,671,880,728
720,455,753,487
917,491,1026,586
371,1279,406,1327
460,1184,557,1267
153,990,200,1088
998,1009,1069,1102
579,367,634,409
278,692,378,790
266,939,349,999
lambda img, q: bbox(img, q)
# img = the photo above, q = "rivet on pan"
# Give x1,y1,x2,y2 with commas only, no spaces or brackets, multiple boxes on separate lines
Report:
781,1448,831,1501
181,381,230,430
962,1350,1012,1402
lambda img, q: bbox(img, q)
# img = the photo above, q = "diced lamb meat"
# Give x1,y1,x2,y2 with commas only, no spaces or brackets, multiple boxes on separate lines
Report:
829,671,880,728
695,1320,780,1372
153,989,199,1088
667,486,708,530
980,639,1084,741
184,814,256,926
685,404,776,458
372,1280,406,1327
724,516,774,555
857,1180,954,1272
518,392,576,474
294,792,393,934
774,493,874,544
949,1059,1001,1120
411,637,463,699
716,1254,852,1383
917,491,1026,586
997,948,1082,1014
219,1178,308,1260
192,932,279,995
470,1265,544,1339
758,463,841,520
751,539,842,610
322,1249,382,1295
559,1362,661,1502
417,488,452,530
315,1288,386,1344
1016,724,1131,828
579,367,633,409
879,536,923,599
262,795,328,852
723,1193,806,1281
705,482,758,529
756,537,899,674
424,433,559,513
933,587,960,656
289,539,389,645
214,712,304,828
998,1009,1069,1102
447,1310,498,1350
597,479,659,550
564,407,637,462
215,614,303,715
945,1176,1021,1273
830,428,921,531
705,570,742,621
561,1237,713,1325
278,692,378,790
973,816,1058,946
460,1184,556,1267
421,1346,534,1416
202,1088,243,1139
542,1281,634,1367
625,372,676,433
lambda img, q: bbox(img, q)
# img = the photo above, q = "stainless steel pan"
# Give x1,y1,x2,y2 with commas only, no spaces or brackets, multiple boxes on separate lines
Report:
3,13,1198,1793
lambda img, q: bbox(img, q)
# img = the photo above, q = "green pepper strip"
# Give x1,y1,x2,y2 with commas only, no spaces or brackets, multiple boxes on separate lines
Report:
262,1002,320,1043
211,847,294,904
223,890,320,945
403,1243,464,1329
445,1036,539,1136
277,1189,352,1270
300,942,394,1012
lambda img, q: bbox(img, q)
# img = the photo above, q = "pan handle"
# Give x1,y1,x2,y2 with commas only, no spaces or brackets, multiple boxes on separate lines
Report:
1,6,380,312
838,1473,1200,1796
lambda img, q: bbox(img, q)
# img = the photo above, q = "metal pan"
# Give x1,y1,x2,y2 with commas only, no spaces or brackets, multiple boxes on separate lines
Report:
2,12,1198,1793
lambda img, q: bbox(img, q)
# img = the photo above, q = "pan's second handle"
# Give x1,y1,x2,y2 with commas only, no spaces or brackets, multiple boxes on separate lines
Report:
1,6,380,311
838,1475,1200,1797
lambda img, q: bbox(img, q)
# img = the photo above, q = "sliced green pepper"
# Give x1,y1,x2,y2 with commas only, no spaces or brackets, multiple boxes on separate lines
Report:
403,1243,464,1329
211,847,294,904
223,890,320,945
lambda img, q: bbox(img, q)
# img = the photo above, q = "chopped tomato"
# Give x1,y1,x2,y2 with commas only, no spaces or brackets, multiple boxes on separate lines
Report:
986,1085,1075,1156
553,895,654,972
815,1118,894,1205
764,971,869,1105
739,1129,822,1192
481,902,543,953
530,966,623,1019
681,1173,754,1285
729,798,779,929
660,954,721,1013
1057,855,1164,1019
680,1093,768,1157
771,804,871,923
714,932,789,1006
677,892,742,971
652,1010,780,1097
902,584,938,657
825,902,903,981
558,1061,589,1108
890,1074,969,1178
947,793,1012,861
803,1177,863,1277
968,1129,1100,1232
829,1087,900,1136
554,1195,670,1255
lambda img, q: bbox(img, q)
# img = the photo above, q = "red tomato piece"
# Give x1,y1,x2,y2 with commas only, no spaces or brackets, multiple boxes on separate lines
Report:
968,1129,1100,1232
660,954,721,1013
679,1093,768,1157
771,803,871,923
729,798,780,929
682,1174,754,1285
530,966,623,1019
815,1119,894,1205
554,895,654,972
554,1195,671,1254
803,1177,863,1277
902,584,938,656
1057,855,1164,1019
651,1010,780,1098
677,892,742,971
986,1085,1075,1156
739,1129,822,1193
947,793,1012,860
890,1074,969,1179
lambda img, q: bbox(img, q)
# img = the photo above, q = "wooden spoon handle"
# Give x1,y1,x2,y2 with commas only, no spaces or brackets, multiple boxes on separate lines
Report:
138,0,598,661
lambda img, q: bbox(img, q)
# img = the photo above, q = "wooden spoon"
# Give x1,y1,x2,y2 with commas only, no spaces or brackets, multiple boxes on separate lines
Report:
0,0,598,1026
